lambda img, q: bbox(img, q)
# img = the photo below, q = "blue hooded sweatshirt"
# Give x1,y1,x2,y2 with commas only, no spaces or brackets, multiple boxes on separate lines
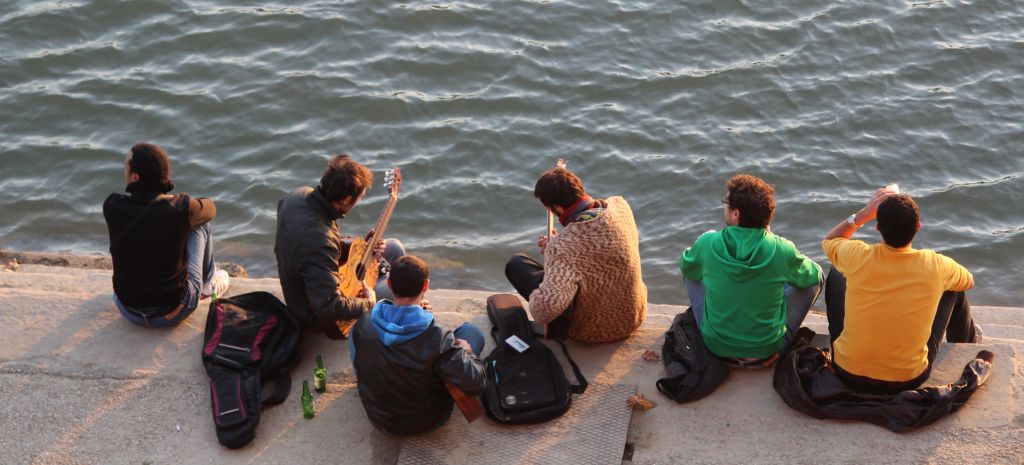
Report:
349,300,434,362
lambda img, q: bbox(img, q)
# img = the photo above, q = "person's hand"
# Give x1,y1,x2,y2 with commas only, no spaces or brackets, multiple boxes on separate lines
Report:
592,198,608,209
455,338,474,353
420,299,433,312
372,239,386,256
538,230,555,253
856,188,898,225
357,280,376,302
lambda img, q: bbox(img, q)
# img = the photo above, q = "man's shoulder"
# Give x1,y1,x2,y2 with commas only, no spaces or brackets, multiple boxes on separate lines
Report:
769,233,803,254
102,192,124,210
280,186,314,207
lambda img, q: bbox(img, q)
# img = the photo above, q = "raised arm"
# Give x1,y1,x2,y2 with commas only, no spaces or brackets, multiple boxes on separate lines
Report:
824,188,896,241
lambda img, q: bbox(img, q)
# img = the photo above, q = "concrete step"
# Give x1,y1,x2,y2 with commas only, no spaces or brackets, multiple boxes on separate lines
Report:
1,263,1022,464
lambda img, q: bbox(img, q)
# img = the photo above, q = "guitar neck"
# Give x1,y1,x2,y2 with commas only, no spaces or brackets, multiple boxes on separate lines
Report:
360,194,398,269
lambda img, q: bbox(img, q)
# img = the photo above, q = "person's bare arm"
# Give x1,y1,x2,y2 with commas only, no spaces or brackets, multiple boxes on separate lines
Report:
824,188,896,241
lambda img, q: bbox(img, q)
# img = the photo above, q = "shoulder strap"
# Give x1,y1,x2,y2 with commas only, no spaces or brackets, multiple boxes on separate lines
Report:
552,339,588,394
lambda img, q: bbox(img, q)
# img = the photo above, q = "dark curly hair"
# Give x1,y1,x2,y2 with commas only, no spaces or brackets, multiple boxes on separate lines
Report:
725,174,776,229
534,167,586,208
877,194,920,248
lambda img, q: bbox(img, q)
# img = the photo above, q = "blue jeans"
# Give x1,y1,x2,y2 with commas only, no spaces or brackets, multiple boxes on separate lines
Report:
114,223,216,327
684,263,824,354
453,322,486,356
372,238,407,302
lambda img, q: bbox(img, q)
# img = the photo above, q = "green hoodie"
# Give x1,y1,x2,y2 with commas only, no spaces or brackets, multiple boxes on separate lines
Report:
679,226,820,358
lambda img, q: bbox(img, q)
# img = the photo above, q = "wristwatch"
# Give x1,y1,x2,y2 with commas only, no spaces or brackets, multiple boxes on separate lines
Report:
847,213,860,228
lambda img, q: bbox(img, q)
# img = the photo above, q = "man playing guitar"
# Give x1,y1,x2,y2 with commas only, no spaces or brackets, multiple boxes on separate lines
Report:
274,154,405,339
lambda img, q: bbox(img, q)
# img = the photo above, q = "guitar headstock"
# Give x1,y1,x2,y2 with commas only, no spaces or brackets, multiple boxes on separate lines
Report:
384,168,402,198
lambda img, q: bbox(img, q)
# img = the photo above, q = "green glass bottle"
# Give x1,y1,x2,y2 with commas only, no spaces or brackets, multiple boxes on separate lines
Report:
314,354,327,393
301,380,315,419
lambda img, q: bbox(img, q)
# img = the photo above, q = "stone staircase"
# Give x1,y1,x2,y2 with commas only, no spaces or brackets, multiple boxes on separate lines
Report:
0,263,1021,464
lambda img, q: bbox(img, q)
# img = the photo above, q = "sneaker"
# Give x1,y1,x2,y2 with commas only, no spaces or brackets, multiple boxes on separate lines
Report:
201,269,231,299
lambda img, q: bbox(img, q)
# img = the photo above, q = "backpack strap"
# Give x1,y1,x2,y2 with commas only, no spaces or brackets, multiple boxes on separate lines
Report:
551,338,588,394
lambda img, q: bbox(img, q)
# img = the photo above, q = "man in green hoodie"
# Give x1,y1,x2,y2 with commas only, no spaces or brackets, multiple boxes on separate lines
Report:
679,174,823,365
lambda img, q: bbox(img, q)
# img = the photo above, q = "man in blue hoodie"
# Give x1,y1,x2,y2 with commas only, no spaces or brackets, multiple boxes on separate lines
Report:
680,174,823,366
349,255,486,435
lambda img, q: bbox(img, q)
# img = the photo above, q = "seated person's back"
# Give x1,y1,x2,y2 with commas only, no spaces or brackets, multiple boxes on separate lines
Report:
505,167,647,343
822,187,979,392
680,175,822,360
350,256,485,435
103,143,227,326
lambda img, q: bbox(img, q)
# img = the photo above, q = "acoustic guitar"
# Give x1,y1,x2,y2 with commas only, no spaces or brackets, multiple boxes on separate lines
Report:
335,168,402,337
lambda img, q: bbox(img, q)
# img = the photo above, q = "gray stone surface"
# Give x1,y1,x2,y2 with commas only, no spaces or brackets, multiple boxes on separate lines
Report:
0,263,1022,464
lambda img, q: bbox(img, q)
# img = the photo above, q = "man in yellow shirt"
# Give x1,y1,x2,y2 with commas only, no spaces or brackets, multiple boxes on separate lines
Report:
822,187,980,393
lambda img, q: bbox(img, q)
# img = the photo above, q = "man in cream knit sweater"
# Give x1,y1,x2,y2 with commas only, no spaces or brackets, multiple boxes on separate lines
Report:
505,167,647,343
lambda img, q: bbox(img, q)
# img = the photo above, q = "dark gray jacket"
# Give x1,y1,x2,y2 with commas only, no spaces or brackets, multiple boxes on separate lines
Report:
274,187,371,329
350,310,486,436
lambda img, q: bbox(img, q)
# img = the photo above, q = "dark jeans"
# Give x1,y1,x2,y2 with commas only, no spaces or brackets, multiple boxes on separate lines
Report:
504,253,573,339
824,267,979,393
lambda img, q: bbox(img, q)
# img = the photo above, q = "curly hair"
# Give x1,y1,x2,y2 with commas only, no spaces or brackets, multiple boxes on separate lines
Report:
534,167,586,208
877,194,920,248
725,174,776,229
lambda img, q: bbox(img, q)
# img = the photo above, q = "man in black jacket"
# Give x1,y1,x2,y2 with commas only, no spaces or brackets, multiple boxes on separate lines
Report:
349,256,486,435
103,143,230,326
274,154,404,338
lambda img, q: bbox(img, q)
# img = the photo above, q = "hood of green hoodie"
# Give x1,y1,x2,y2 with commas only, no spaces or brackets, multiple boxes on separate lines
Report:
709,226,778,282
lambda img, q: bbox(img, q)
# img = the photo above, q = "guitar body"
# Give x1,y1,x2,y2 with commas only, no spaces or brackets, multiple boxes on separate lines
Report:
446,381,484,423
337,238,380,298
335,238,381,337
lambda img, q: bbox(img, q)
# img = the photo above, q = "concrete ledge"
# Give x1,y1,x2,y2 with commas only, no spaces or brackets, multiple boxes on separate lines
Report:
0,263,1021,464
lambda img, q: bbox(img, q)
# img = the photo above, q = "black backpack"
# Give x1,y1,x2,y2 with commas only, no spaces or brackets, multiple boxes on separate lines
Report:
201,292,300,448
481,294,587,424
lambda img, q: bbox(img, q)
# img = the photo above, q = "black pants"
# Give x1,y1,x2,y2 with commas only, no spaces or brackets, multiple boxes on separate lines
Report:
504,253,573,339
824,267,978,393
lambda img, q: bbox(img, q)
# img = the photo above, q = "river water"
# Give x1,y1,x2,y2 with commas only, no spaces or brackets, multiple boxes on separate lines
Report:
1,0,1022,306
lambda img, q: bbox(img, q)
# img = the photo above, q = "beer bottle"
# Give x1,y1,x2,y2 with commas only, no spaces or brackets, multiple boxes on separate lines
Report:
314,354,327,393
301,380,315,419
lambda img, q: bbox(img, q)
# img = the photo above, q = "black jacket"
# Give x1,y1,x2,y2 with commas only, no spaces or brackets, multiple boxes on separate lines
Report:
274,187,371,328
103,191,216,307
350,312,485,436
656,308,731,403
773,343,994,432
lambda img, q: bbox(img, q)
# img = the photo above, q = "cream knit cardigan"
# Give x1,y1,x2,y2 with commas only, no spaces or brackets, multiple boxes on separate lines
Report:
528,196,648,343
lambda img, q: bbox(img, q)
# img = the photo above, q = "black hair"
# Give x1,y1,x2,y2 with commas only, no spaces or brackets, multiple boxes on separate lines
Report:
877,194,920,248
388,255,429,298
